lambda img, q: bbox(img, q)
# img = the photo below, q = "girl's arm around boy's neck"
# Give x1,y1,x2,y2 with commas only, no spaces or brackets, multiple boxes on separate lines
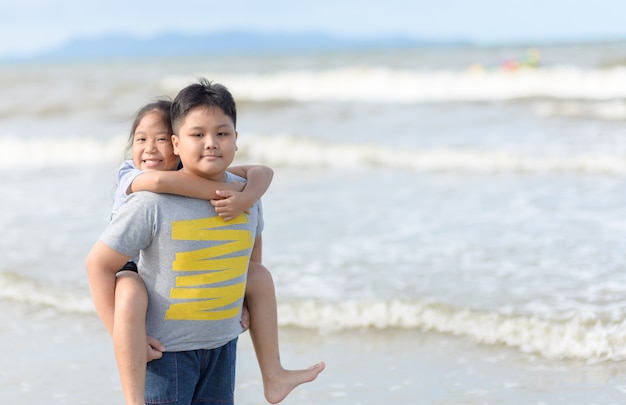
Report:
213,165,273,221
129,165,273,220
225,165,274,205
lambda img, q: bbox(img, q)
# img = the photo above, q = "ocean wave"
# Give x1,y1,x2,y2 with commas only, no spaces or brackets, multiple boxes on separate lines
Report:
278,299,626,361
532,99,626,120
3,135,626,175
238,135,626,175
5,268,623,362
0,272,94,315
0,136,127,169
161,66,626,103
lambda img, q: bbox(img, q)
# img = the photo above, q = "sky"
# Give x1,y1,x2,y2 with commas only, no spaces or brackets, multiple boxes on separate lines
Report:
1,0,626,58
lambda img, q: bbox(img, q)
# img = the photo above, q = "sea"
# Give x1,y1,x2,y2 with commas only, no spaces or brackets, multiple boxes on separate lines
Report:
3,41,626,404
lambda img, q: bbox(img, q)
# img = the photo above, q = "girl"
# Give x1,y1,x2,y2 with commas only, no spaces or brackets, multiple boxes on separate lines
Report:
109,99,324,405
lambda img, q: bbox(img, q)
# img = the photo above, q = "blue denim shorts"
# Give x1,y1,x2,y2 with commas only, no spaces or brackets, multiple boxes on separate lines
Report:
145,338,237,405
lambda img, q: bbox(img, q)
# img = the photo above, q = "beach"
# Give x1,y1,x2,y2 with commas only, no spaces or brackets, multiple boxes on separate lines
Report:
5,298,626,404
3,41,626,403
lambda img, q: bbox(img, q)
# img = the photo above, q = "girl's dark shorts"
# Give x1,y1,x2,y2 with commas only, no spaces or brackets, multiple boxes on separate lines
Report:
117,261,138,273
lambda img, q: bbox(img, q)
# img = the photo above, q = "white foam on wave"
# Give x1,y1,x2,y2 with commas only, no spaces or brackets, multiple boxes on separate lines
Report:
0,272,94,315
238,135,626,175
533,99,626,120
161,66,626,103
4,134,626,175
4,270,624,361
0,136,127,169
278,299,626,361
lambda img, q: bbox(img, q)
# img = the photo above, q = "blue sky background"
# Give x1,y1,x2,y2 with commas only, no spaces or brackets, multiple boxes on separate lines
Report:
0,0,625,58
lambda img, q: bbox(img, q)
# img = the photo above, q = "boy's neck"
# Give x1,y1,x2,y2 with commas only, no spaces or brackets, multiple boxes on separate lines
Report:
180,167,227,182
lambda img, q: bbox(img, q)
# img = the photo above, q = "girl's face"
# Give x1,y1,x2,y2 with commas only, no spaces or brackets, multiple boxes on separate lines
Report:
132,111,180,171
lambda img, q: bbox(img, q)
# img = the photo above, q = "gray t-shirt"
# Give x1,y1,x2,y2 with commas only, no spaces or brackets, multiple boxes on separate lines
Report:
100,172,263,351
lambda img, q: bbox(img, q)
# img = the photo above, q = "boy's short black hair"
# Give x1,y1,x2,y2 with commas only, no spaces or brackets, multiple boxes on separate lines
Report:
170,77,237,134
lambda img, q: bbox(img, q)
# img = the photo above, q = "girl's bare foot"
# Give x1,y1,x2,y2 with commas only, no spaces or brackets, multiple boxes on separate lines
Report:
263,362,326,404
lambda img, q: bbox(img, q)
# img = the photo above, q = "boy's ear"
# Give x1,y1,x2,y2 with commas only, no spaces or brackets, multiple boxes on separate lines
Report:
235,131,238,151
171,134,180,155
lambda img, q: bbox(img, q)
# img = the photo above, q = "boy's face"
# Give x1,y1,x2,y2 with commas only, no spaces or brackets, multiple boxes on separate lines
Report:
132,111,180,171
172,106,238,181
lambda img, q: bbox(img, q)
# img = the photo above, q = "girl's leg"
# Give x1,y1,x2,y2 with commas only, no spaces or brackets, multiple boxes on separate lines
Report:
113,271,149,405
246,262,325,404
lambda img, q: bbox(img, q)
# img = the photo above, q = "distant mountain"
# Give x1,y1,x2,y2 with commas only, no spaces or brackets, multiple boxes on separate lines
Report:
2,31,467,62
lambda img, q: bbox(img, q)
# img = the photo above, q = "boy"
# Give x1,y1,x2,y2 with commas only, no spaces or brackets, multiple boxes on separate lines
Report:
87,78,260,404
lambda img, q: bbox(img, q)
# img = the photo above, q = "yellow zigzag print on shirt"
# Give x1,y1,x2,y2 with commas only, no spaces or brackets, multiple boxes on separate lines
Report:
165,215,252,321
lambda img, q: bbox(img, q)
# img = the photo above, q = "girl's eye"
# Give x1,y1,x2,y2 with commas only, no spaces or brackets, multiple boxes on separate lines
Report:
134,137,146,143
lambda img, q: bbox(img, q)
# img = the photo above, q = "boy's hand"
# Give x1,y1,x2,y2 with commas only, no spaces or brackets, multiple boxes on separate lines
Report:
147,336,166,362
240,299,250,332
211,190,253,221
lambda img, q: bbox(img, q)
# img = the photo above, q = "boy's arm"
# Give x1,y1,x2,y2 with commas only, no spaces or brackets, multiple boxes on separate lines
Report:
85,241,132,335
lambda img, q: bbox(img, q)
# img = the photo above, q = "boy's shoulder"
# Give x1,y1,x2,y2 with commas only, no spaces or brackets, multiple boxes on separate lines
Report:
125,190,169,204
225,171,245,184
125,191,201,209
117,191,182,220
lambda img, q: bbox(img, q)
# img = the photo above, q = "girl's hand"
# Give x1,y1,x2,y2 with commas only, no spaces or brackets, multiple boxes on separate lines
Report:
211,190,253,221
